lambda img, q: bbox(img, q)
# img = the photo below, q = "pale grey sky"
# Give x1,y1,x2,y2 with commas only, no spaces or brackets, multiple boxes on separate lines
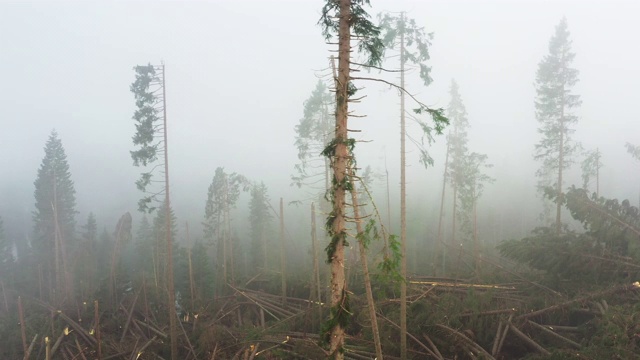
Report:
1,0,639,238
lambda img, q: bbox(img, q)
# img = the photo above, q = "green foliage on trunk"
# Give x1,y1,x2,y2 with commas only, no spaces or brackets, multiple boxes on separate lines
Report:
378,12,433,86
377,12,449,168
130,64,164,212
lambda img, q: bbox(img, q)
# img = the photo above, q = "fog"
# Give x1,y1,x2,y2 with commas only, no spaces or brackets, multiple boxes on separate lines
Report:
2,0,640,244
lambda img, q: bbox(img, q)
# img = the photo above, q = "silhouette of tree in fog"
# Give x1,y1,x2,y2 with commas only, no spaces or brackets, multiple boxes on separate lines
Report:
203,167,249,285
292,80,333,196
248,181,272,271
33,130,77,302
534,17,581,234
581,148,602,197
0,216,14,275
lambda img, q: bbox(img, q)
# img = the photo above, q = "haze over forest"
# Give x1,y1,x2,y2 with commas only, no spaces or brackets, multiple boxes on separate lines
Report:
2,0,639,242
0,0,640,360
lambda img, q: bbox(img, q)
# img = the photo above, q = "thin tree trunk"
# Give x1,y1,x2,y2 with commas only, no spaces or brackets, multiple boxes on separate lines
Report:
311,203,322,323
596,148,600,198
399,12,408,360
327,0,351,355
349,170,383,360
280,198,286,305
261,217,267,270
384,155,391,257
94,300,101,360
52,174,62,304
186,222,195,311
18,296,27,358
556,80,565,235
437,139,450,275
473,187,480,274
160,64,178,360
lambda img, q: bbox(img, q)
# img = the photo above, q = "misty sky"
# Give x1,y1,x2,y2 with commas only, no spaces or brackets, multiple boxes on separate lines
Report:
1,0,639,238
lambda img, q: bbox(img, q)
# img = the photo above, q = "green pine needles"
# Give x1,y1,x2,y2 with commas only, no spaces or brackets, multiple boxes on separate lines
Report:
130,64,164,212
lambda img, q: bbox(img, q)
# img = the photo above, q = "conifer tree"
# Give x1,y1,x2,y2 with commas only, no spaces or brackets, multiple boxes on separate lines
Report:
320,2,446,357
292,80,333,195
204,167,249,285
319,1,384,357
33,130,77,302
0,216,14,274
446,80,470,247
248,182,272,270
81,212,98,243
534,17,581,234
130,63,178,359
378,14,441,358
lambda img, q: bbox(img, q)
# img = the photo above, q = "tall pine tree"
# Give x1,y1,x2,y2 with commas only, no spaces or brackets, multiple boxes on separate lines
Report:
534,17,581,234
446,80,470,247
33,130,77,301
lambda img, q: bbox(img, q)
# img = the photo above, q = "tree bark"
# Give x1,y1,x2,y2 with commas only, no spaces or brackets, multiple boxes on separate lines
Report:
280,198,287,305
349,170,383,360
160,64,178,360
399,12,408,360
311,203,322,323
327,0,351,357
437,139,450,275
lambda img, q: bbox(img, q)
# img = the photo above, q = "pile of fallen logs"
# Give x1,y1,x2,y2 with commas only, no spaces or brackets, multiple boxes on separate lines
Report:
3,277,640,359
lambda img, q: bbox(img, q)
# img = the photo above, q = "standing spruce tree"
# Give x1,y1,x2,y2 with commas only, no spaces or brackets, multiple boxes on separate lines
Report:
81,212,98,243
203,167,249,286
378,14,440,358
248,182,272,271
319,1,384,357
33,130,77,302
320,2,447,357
445,80,470,248
534,17,581,234
130,63,178,359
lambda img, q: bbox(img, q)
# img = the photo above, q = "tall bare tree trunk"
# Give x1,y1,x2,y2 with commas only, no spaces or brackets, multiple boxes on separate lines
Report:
399,13,408,359
327,0,351,356
596,148,600,198
350,170,384,360
160,64,178,360
186,222,195,311
437,140,450,275
311,203,322,324
52,174,62,304
473,186,480,274
280,198,287,305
